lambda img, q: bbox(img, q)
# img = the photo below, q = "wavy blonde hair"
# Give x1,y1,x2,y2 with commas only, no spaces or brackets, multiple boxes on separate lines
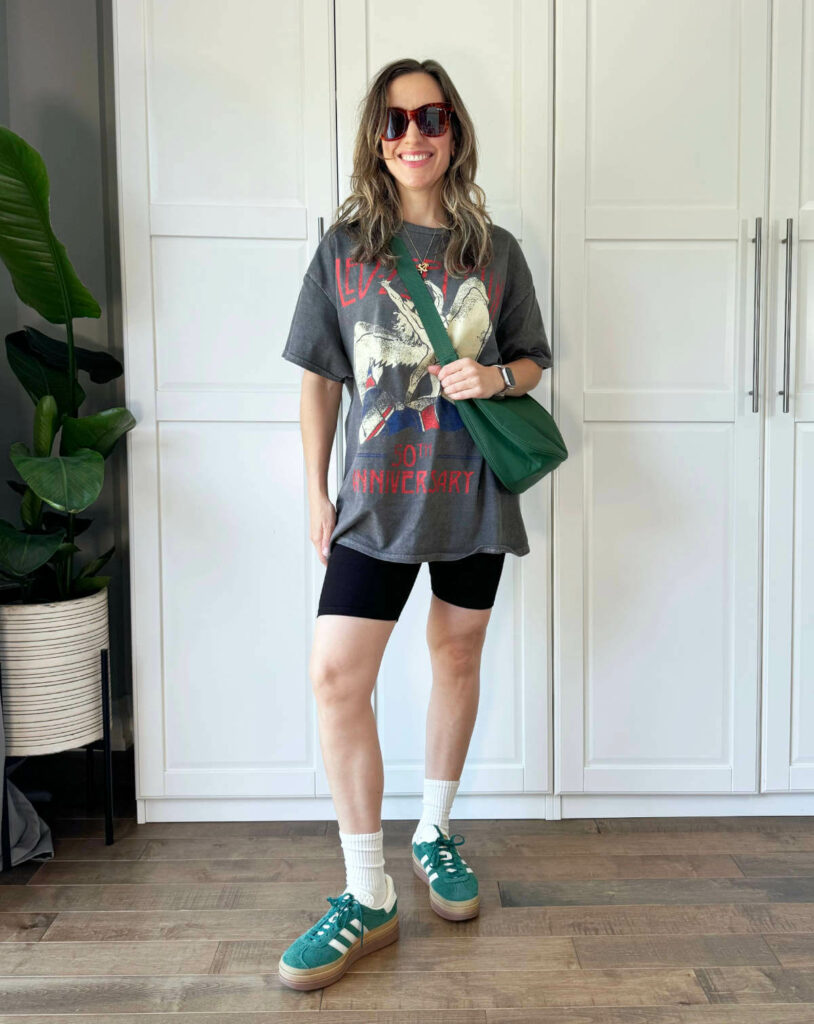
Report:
330,58,494,277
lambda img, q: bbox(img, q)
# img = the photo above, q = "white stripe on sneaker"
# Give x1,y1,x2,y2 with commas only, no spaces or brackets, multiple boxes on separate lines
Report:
329,937,349,953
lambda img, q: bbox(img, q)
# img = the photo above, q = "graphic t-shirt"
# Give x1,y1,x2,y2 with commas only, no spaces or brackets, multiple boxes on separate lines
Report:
282,220,552,563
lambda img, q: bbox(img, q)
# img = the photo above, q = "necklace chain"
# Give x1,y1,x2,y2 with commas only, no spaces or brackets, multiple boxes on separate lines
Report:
400,221,449,277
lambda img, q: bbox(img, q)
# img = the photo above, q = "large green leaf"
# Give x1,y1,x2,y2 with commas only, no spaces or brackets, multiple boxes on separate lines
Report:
0,126,101,323
0,518,65,578
10,442,104,513
61,407,136,458
6,329,85,414
9,324,123,383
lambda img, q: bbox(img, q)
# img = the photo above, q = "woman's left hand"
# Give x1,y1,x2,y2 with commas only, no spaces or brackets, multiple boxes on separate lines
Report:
427,358,502,400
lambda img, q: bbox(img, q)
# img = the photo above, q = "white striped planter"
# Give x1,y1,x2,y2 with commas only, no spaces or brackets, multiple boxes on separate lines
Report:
0,587,110,756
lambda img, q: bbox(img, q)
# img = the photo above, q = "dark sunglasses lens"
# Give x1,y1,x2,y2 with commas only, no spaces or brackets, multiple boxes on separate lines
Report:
418,105,447,135
383,109,408,140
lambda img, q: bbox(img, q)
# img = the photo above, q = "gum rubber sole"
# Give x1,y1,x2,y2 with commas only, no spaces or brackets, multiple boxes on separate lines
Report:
412,851,480,921
277,913,399,991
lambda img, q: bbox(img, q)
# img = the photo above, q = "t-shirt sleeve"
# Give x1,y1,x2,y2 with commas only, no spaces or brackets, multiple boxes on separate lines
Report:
494,233,552,371
282,231,353,384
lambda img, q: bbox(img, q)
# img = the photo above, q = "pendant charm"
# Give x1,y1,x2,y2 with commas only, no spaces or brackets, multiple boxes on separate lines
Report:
417,261,429,277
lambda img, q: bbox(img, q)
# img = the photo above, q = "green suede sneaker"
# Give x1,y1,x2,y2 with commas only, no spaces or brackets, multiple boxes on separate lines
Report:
277,873,399,991
412,824,479,920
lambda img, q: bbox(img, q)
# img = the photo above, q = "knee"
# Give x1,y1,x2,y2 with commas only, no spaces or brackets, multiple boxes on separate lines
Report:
309,653,365,708
428,633,483,678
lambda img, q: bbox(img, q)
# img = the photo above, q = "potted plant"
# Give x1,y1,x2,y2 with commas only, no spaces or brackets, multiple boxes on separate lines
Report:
0,125,135,759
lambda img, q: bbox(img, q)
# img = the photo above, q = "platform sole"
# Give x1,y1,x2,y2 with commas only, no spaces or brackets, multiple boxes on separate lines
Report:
412,851,480,920
277,912,399,991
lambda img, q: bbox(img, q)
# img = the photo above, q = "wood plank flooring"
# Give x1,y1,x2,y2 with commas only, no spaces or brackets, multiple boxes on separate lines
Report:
3,766,814,1019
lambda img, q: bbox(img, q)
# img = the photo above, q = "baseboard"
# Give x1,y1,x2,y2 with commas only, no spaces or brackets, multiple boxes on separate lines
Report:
135,790,814,824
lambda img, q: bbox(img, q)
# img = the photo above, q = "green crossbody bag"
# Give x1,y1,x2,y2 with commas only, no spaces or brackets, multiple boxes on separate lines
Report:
390,233,568,494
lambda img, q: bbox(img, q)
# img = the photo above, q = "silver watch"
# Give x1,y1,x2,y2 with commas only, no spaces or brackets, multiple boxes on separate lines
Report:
493,363,516,399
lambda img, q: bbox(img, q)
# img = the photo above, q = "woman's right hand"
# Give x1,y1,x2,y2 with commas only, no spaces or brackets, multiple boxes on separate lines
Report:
310,494,337,567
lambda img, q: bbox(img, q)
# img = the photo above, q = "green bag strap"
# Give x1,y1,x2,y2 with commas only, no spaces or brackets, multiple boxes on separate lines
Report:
390,234,459,367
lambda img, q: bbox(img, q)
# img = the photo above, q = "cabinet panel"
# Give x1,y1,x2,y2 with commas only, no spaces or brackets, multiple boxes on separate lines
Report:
586,424,734,770
147,0,303,204
114,0,337,802
587,0,740,208
555,0,770,794
762,0,813,792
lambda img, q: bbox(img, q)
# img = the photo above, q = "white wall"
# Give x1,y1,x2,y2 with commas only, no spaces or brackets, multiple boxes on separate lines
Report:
0,0,131,740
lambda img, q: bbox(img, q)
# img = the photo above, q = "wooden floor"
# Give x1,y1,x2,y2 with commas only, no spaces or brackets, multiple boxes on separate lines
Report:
3,759,814,1019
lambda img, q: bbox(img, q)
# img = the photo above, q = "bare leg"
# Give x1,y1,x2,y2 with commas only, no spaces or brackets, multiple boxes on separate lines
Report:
310,613,397,834
423,595,493,780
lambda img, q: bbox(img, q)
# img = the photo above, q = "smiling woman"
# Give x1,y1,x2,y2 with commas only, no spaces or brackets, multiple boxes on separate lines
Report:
279,56,553,993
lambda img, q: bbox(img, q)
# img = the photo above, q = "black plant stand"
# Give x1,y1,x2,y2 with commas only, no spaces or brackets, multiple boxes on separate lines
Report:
0,649,115,871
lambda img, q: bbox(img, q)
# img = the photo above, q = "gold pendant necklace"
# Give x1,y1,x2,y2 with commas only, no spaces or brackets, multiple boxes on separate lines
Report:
402,225,443,278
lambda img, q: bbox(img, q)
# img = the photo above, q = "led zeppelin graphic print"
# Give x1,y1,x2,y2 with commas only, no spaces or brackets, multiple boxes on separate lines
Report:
356,275,490,443
282,221,552,563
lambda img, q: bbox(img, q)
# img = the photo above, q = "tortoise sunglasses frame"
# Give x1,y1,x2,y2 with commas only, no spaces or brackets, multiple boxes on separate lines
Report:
380,102,455,141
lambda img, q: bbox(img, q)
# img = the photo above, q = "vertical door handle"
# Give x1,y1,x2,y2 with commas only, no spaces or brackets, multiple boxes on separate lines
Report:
778,218,793,414
749,217,762,413
318,215,324,242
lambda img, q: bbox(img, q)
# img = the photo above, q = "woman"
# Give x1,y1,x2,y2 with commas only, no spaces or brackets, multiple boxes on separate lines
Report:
278,57,551,991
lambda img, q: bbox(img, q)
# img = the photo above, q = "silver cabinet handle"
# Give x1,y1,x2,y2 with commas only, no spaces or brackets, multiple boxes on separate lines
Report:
749,217,762,413
778,217,793,414
318,215,324,242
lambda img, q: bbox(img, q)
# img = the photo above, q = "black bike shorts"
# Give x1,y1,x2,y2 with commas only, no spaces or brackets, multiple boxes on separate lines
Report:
317,541,506,621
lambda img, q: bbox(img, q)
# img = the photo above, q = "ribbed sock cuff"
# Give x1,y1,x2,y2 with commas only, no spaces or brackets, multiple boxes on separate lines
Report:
412,777,460,845
338,827,387,908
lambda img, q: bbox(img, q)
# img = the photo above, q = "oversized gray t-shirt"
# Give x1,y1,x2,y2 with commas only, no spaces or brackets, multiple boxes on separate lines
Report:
282,220,552,563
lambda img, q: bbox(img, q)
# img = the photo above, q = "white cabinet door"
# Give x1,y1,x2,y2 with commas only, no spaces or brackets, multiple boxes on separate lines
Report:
332,0,554,798
554,0,770,794
762,0,812,792
114,0,339,806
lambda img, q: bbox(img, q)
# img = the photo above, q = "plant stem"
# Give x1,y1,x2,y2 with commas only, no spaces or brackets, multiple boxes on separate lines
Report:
65,318,77,418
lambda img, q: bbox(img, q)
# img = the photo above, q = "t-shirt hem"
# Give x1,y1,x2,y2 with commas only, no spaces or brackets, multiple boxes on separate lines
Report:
332,536,530,563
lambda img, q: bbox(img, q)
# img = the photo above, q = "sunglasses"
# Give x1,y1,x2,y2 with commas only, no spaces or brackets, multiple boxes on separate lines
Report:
381,102,455,141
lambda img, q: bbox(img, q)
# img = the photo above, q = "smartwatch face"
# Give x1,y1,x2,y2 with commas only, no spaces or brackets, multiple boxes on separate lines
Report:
504,367,516,387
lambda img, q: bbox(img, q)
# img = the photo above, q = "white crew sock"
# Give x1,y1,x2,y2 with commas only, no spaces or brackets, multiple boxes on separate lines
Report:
411,777,460,845
338,827,388,909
